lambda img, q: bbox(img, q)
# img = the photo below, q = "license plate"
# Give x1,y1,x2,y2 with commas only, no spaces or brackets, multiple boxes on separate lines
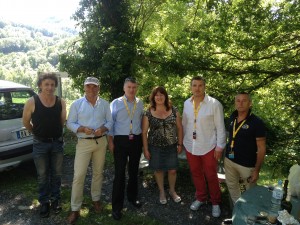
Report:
16,129,33,139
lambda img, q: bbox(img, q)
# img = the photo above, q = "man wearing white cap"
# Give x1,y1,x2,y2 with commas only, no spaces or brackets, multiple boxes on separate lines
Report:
66,77,113,224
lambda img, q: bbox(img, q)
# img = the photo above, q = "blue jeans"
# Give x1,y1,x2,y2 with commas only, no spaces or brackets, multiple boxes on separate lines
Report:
32,138,64,204
149,144,179,171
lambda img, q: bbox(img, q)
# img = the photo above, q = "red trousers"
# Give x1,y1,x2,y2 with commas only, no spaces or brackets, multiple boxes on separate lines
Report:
186,149,221,205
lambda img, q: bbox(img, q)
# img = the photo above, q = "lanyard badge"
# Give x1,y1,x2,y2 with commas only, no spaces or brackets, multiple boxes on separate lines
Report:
192,98,201,140
229,118,247,159
229,152,234,159
193,131,197,140
129,133,134,140
123,96,137,141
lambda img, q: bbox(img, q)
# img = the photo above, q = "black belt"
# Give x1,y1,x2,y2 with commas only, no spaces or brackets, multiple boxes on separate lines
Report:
82,135,106,140
80,135,106,144
34,136,63,143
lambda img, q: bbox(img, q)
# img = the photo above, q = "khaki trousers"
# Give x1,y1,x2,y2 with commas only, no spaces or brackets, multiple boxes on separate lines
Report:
71,137,107,211
224,157,256,204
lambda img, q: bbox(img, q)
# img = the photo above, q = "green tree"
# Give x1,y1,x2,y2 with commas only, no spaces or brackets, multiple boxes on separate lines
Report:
60,0,151,99
139,0,300,107
59,0,300,176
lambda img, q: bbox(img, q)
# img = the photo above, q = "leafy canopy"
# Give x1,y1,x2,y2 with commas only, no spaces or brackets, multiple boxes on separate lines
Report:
59,0,300,176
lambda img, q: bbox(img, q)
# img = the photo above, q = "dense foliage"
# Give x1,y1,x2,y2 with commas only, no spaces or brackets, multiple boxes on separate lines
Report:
0,0,299,177
59,0,141,99
60,0,299,176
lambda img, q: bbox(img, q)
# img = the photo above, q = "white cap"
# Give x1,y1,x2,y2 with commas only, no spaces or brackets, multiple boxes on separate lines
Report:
84,77,99,86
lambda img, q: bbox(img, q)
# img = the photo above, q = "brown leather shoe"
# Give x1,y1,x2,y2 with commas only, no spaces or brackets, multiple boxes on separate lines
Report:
92,201,103,213
67,211,79,224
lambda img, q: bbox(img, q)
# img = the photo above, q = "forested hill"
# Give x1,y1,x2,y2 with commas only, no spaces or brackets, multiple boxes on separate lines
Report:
0,19,77,87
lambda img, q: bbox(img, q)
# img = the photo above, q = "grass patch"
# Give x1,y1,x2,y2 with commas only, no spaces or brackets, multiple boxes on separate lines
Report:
63,127,77,157
258,163,286,187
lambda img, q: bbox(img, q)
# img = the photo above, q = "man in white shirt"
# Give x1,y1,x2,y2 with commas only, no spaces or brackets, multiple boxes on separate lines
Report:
182,76,226,218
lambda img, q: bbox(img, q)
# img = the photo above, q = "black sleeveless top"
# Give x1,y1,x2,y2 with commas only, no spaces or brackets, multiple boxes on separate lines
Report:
32,95,63,138
144,106,178,147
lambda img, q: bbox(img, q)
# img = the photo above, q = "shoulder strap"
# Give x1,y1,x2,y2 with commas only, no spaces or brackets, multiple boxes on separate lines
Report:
146,108,152,117
172,106,177,118
33,94,40,106
56,96,61,105
54,96,62,111
33,94,38,101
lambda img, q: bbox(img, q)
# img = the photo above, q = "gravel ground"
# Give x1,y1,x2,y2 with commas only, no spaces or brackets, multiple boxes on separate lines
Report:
0,155,231,225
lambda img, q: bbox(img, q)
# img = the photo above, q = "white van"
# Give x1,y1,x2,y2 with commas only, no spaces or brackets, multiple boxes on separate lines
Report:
0,80,36,171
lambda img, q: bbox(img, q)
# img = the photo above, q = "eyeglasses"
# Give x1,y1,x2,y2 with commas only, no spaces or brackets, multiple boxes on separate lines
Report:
124,77,137,83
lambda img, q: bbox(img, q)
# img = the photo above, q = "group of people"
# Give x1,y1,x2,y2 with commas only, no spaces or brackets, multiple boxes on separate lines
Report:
22,73,266,224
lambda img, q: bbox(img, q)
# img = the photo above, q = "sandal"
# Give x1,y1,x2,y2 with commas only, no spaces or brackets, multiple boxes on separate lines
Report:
159,192,167,205
169,191,181,203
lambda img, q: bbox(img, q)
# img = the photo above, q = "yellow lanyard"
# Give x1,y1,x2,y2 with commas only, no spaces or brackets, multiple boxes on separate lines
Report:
193,99,201,130
230,118,247,149
122,96,137,133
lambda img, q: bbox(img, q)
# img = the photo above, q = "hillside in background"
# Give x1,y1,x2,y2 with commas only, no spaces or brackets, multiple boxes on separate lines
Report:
0,19,78,96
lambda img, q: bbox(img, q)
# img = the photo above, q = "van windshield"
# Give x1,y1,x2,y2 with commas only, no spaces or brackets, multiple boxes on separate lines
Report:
0,90,35,120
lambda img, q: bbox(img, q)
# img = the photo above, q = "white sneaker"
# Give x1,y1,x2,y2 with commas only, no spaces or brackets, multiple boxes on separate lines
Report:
190,200,204,211
212,205,221,217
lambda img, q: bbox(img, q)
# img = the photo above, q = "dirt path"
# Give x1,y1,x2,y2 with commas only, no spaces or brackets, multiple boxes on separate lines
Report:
0,156,230,225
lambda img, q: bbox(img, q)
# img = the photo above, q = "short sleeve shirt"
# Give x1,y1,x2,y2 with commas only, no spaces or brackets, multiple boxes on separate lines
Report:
144,106,178,147
225,111,266,167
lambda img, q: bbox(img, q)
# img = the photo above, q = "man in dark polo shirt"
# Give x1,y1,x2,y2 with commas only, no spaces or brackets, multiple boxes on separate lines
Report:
23,73,66,218
224,92,266,204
